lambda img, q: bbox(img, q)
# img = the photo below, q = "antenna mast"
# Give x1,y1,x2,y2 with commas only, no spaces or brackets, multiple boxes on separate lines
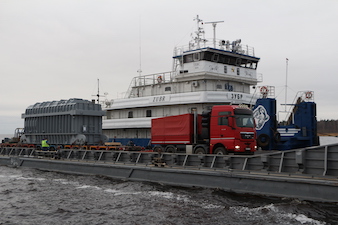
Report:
205,20,224,48
92,78,104,104
96,78,100,103
193,15,205,49
285,58,289,111
137,16,142,76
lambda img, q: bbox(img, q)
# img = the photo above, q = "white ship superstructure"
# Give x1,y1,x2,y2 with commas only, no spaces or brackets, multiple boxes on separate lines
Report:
102,16,261,140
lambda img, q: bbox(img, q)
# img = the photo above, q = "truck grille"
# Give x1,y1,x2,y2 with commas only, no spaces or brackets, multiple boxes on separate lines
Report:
241,132,254,139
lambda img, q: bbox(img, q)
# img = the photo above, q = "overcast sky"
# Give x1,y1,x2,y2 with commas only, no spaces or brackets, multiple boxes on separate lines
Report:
1,0,337,134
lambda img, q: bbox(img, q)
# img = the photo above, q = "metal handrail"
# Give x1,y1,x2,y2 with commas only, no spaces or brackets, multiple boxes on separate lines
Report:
174,38,256,57
2,143,338,177
124,71,175,98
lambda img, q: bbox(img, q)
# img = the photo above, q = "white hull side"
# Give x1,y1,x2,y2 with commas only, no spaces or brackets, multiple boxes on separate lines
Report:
105,90,258,110
103,91,258,131
103,117,152,129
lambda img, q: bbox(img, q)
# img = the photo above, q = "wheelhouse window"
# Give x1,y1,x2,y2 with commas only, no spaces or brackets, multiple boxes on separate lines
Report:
245,60,252,68
252,62,257,69
183,54,193,63
196,50,258,69
202,52,213,61
235,58,242,66
193,52,200,61
212,54,219,62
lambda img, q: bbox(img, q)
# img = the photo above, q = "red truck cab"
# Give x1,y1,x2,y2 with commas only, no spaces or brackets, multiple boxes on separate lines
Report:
208,105,256,154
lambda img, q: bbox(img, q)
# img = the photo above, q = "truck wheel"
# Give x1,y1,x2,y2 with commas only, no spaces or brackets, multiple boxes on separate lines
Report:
153,145,163,152
194,147,206,154
214,147,227,155
165,145,177,153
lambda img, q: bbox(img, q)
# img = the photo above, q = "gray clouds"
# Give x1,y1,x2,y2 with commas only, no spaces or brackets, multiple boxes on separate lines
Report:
1,0,337,133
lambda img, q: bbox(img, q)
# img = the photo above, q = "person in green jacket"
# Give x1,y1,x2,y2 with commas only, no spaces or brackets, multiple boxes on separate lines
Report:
41,138,50,151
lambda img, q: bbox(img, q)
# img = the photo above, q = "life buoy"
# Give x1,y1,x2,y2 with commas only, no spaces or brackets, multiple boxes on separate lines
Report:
257,134,270,147
260,86,269,95
305,91,312,99
157,76,163,83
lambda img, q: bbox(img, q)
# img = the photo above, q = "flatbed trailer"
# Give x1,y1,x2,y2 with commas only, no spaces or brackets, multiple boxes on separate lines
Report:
1,143,338,203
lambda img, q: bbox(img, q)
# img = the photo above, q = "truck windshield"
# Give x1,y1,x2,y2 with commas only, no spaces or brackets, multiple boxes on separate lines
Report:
234,108,254,128
235,115,254,128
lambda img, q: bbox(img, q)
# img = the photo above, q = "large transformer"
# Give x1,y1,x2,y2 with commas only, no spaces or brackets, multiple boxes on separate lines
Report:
20,98,107,146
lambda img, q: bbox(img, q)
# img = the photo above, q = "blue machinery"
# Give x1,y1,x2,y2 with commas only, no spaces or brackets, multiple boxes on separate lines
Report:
253,88,319,150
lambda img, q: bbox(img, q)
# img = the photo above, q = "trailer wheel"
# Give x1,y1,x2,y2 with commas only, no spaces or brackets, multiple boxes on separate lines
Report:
165,145,177,153
214,147,227,155
194,147,206,154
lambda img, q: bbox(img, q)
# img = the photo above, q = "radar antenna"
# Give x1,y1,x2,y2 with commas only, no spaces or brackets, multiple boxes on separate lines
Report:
205,20,224,48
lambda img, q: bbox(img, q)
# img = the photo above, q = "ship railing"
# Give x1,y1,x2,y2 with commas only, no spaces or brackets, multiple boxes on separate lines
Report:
278,90,315,124
2,143,338,177
256,73,263,83
174,38,256,57
125,71,175,98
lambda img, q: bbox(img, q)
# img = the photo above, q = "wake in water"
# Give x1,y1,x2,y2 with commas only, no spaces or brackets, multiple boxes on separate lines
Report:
0,166,336,225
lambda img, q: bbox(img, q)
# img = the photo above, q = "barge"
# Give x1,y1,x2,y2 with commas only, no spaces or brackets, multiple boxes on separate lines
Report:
1,143,338,203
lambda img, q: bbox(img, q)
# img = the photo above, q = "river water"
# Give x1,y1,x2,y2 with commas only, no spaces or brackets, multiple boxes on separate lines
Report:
0,166,338,225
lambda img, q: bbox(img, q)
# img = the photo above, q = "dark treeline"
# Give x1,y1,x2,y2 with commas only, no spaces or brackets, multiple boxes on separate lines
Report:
317,120,338,134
